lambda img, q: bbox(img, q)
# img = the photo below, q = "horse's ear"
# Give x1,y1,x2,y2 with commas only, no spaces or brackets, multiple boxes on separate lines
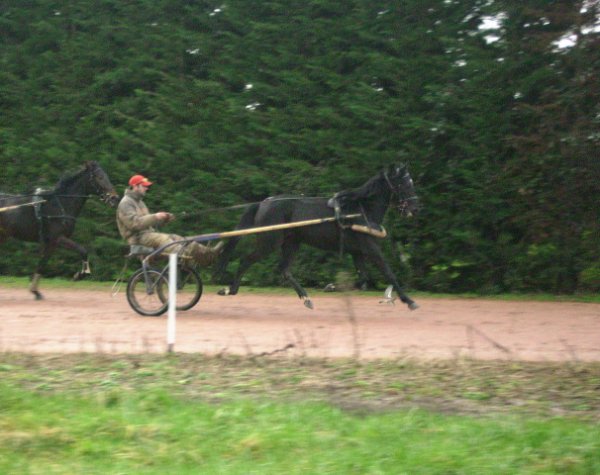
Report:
397,163,408,175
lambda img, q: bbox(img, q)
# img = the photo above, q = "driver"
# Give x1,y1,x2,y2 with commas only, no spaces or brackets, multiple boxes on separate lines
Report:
116,174,222,265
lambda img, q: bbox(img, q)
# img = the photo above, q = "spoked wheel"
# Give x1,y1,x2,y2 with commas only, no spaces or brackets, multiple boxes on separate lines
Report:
126,268,169,316
176,266,203,311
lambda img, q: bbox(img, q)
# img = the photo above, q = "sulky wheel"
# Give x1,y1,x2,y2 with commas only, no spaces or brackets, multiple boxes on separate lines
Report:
126,268,169,316
175,266,203,311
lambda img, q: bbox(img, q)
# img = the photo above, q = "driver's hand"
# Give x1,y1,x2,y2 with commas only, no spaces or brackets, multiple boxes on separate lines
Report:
156,212,175,222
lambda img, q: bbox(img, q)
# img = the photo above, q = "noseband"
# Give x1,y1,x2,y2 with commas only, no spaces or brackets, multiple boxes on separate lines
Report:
87,165,116,203
383,171,418,213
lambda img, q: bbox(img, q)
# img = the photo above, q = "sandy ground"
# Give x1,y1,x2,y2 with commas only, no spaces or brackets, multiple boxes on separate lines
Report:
0,286,598,361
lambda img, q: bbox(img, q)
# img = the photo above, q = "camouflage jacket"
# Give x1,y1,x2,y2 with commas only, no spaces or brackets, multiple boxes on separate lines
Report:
116,189,162,244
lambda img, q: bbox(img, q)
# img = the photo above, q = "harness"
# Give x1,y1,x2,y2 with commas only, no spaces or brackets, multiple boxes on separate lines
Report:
326,169,418,256
326,200,380,259
327,171,401,232
33,189,79,244
327,198,388,257
31,165,109,244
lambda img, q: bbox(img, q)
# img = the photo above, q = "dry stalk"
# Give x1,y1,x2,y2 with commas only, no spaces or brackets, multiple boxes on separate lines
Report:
336,271,361,360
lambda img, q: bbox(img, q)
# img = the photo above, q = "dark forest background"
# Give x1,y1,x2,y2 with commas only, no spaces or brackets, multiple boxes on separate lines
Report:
1,0,598,293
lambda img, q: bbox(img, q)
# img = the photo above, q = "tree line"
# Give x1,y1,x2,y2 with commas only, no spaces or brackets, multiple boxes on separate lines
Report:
1,0,598,293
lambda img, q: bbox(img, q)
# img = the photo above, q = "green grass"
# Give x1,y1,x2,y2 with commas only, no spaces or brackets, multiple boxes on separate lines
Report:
1,354,599,474
0,276,111,291
1,276,599,302
1,387,598,474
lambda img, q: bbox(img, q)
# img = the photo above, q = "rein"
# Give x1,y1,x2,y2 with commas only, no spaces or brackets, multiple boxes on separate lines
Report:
178,196,331,219
0,193,92,201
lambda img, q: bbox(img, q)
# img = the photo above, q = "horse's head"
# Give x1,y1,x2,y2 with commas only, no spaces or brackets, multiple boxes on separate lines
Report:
85,161,120,207
384,164,420,217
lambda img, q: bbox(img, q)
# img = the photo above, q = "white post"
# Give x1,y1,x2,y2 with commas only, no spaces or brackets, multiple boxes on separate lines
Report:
167,252,177,353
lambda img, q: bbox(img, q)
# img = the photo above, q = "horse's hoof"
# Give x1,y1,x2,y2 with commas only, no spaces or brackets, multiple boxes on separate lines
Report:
33,292,43,301
303,299,314,309
217,287,230,296
408,302,419,311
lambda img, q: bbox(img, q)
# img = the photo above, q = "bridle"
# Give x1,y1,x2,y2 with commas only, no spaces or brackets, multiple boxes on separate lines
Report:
86,164,118,204
383,170,419,214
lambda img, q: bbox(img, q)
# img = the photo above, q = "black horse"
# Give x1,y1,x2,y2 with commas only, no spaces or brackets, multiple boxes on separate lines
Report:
0,161,119,299
213,164,420,310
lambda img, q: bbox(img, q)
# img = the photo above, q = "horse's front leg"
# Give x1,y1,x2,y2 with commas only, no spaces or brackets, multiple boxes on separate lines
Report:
362,239,418,311
56,236,91,280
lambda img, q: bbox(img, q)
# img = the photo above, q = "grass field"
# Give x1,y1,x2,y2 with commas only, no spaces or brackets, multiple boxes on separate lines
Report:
1,277,598,473
1,354,599,474
1,275,599,303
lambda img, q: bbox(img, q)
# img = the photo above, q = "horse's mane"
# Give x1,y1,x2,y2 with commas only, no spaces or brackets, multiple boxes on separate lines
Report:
333,171,385,205
55,163,87,188
48,161,97,195
11,162,95,198
1,162,98,198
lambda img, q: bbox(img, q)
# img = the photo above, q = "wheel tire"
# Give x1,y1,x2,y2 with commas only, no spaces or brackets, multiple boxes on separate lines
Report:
176,267,203,311
126,268,169,316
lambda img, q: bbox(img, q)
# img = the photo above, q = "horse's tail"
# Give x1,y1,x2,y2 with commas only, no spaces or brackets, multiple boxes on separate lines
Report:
212,202,260,283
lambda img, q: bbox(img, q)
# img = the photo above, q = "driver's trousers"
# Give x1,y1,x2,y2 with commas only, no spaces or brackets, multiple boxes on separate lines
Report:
134,232,222,266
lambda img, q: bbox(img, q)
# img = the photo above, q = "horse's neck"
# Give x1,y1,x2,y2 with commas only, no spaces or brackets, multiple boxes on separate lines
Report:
363,198,389,224
361,184,391,224
52,178,89,216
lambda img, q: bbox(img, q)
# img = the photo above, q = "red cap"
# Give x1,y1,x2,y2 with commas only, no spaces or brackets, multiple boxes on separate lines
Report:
129,175,153,187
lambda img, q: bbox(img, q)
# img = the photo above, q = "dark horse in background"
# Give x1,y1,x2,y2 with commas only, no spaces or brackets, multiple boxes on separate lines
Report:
0,161,119,299
213,164,420,310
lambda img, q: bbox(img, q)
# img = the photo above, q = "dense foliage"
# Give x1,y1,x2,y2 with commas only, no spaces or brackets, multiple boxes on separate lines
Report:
1,0,598,293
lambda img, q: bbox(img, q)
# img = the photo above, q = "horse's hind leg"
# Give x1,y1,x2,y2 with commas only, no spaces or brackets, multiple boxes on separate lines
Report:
221,251,264,295
278,240,313,309
31,246,54,300
29,272,43,300
222,237,278,295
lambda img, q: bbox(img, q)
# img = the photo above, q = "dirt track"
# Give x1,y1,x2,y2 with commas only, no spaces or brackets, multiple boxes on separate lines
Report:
0,286,598,361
